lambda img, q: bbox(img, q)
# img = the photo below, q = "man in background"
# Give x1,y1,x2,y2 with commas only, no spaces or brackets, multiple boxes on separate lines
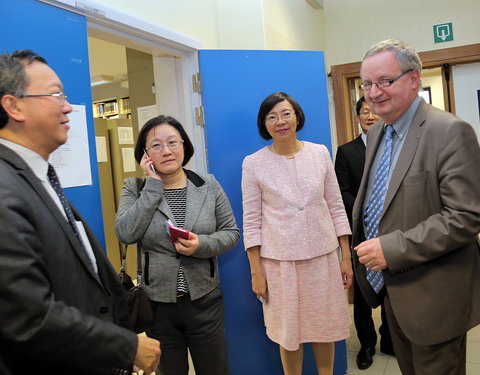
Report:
0,49,160,374
352,39,480,375
335,97,394,370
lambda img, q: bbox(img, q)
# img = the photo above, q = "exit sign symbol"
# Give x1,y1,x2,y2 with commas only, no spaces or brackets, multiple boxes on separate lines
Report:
433,23,454,43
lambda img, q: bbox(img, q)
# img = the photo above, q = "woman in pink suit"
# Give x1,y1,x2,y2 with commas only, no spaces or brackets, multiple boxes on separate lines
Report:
242,92,353,375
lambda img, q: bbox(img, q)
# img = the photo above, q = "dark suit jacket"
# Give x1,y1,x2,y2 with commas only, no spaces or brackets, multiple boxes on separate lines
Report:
351,99,480,346
0,144,137,375
335,135,366,225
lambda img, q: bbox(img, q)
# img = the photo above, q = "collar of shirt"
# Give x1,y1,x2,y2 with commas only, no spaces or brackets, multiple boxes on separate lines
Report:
361,132,367,146
0,138,48,181
384,95,422,142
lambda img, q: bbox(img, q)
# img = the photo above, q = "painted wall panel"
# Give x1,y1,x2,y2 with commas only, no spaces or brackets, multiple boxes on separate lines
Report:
0,0,105,247
200,49,347,375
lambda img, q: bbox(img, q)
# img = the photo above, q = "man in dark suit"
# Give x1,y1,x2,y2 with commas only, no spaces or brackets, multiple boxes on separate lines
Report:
335,97,393,370
0,50,160,375
352,39,480,375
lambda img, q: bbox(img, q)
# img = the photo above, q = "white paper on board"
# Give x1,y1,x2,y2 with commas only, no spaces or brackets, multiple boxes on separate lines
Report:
117,127,134,144
137,104,159,130
95,136,108,163
49,104,92,188
122,147,137,173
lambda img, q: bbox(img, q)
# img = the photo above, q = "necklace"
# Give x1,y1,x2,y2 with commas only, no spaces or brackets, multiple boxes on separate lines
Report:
271,140,302,158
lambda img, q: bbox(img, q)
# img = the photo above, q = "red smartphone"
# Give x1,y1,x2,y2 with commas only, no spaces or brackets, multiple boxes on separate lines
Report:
168,225,190,243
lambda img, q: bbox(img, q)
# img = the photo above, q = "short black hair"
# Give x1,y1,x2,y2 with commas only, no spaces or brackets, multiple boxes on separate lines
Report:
356,96,366,115
257,92,305,140
0,49,48,128
134,115,194,166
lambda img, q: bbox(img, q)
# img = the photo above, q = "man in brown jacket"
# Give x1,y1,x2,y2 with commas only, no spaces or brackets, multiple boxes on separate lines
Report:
352,39,480,375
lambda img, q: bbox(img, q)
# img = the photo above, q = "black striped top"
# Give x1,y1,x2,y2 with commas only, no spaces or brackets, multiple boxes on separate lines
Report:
164,187,189,294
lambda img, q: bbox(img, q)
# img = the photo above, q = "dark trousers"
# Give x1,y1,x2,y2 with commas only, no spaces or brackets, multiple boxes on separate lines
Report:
354,274,393,350
384,293,466,375
147,287,229,375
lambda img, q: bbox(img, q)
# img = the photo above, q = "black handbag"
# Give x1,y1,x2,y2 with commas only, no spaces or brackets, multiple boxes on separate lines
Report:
119,243,154,334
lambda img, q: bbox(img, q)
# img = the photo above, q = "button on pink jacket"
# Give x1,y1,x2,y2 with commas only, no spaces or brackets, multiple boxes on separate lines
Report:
242,142,351,261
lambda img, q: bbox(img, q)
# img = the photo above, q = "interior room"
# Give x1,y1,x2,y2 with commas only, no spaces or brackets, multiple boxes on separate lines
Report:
2,0,479,374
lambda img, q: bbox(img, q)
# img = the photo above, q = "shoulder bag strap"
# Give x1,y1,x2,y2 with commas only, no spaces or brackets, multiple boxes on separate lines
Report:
135,178,146,284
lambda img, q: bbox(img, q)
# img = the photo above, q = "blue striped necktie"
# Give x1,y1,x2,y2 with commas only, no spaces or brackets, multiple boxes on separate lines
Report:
47,164,85,249
363,125,395,293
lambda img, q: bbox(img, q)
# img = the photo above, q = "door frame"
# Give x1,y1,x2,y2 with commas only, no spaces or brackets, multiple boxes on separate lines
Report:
331,43,480,146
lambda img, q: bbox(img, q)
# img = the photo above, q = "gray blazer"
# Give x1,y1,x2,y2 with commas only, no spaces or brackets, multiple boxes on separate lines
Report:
352,98,480,346
0,145,137,375
115,170,240,303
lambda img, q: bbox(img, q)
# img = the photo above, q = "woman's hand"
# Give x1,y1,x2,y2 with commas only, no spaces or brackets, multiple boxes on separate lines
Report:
175,232,199,256
338,235,353,289
340,257,353,290
140,152,161,179
251,272,268,304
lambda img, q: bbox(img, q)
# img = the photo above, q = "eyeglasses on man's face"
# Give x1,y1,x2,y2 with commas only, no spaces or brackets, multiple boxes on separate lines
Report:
146,139,184,154
265,110,295,125
359,70,413,91
359,110,376,116
19,91,68,105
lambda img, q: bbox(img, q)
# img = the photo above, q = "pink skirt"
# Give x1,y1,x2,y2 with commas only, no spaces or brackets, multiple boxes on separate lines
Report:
261,250,350,351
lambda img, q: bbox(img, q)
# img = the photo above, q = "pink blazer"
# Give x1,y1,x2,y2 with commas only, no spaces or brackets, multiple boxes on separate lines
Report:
242,142,351,261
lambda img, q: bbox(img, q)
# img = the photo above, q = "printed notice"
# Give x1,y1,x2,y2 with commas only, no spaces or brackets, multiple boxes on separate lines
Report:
137,104,159,130
95,136,108,163
122,147,136,173
49,104,92,188
118,126,134,144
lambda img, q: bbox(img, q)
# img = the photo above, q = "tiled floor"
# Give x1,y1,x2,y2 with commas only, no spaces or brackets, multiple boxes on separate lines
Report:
143,305,480,375
345,304,480,375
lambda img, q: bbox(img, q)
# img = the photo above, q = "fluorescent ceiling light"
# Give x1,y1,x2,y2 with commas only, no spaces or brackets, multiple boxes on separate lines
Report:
91,74,114,86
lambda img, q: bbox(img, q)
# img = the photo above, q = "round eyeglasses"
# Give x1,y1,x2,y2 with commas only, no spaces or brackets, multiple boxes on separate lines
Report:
265,110,295,125
146,139,184,153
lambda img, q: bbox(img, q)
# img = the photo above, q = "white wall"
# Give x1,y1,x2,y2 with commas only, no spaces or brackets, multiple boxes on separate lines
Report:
89,0,480,70
91,0,326,51
262,0,325,50
90,0,265,49
323,0,480,69
453,62,480,139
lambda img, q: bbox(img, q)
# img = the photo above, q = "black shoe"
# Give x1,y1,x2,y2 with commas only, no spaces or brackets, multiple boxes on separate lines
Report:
356,346,375,370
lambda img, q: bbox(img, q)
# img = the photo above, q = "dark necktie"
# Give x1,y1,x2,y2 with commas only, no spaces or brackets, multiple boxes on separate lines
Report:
47,164,85,249
363,125,395,293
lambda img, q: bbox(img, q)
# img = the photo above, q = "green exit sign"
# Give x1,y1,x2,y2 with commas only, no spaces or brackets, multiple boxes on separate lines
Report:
433,23,454,43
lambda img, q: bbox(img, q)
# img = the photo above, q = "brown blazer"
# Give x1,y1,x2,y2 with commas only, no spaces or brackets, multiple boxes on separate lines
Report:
352,98,480,346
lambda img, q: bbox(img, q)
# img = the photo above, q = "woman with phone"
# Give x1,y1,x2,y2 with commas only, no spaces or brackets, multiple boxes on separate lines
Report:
115,115,239,375
241,92,352,375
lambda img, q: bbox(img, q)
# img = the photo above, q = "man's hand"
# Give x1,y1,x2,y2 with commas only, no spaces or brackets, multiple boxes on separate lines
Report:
134,335,161,374
354,237,387,271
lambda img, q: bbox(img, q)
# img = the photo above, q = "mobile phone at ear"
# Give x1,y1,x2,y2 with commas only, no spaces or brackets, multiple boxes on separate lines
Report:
143,148,156,173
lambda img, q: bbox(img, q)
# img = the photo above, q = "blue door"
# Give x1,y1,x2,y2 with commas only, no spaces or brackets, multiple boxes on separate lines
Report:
200,50,348,375
0,0,105,246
